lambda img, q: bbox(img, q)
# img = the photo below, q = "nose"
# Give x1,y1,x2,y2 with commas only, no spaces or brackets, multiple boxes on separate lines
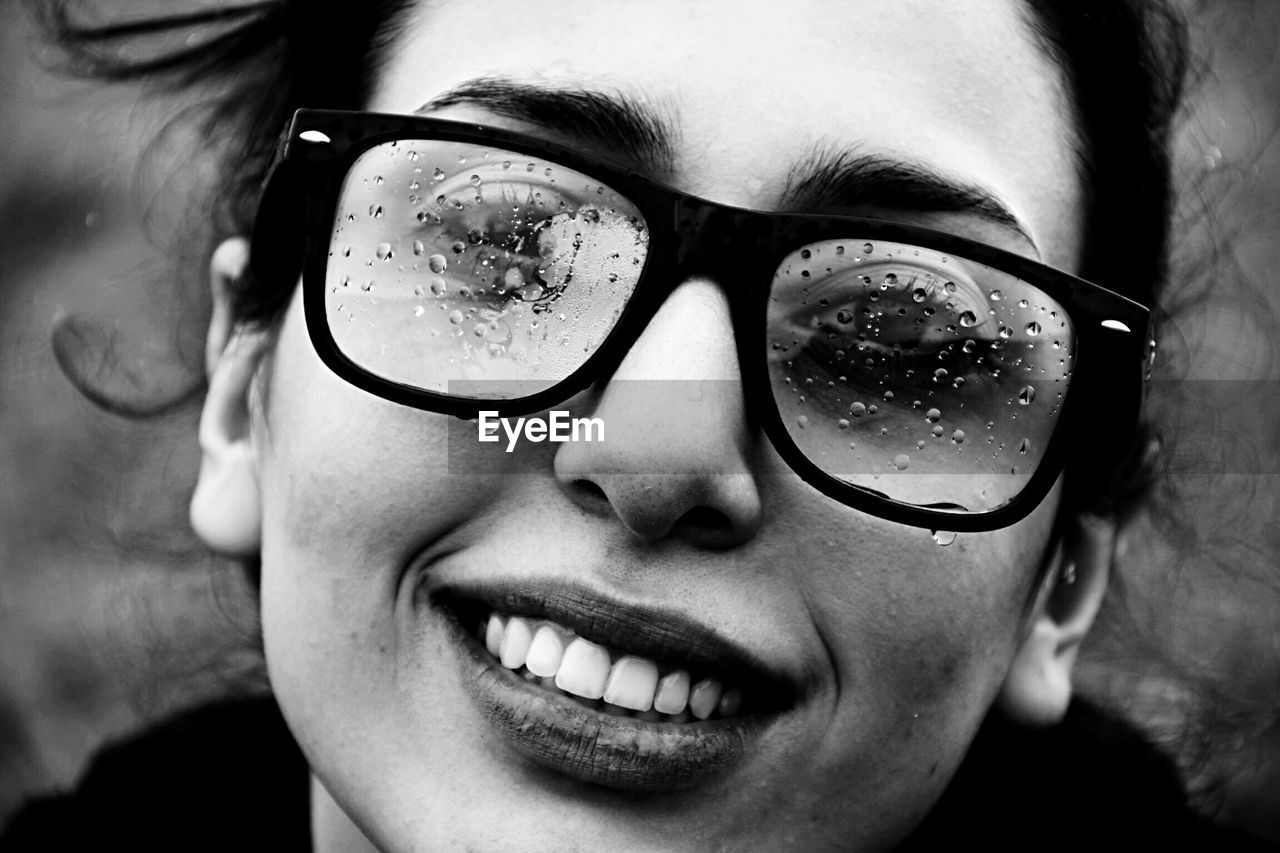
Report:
553,278,762,547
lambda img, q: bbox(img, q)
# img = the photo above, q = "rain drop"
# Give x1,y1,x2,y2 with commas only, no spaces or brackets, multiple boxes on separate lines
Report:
413,305,425,317
932,425,944,438
448,310,464,325
951,429,966,444
962,339,977,354
837,418,851,430
944,281,957,294
933,368,948,382
850,402,867,417
375,243,393,261
836,309,855,325
1018,437,1032,454
931,530,957,546
430,277,447,296
428,254,447,273
412,240,425,256
989,290,1003,301
862,242,874,254
893,453,911,470
926,408,941,423
958,311,978,328
413,284,425,297
450,240,466,254
998,325,1013,339
911,287,928,303
797,415,810,429
473,324,488,338
432,168,445,181
1018,385,1036,405
1026,321,1042,336
884,272,898,286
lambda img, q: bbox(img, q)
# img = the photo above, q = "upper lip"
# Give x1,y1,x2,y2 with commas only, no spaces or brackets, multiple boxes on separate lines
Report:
432,579,799,706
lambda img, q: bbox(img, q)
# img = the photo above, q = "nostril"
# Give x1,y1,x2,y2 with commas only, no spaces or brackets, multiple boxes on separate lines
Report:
571,479,609,504
674,505,731,532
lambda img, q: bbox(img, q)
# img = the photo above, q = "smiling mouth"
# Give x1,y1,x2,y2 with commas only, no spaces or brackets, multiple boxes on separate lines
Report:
430,583,798,791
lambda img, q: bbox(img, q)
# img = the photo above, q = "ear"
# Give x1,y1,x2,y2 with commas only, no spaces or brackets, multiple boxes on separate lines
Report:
997,513,1116,727
190,237,268,556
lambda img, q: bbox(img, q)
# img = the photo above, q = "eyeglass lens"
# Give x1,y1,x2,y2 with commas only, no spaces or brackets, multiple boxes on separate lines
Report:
324,139,1076,514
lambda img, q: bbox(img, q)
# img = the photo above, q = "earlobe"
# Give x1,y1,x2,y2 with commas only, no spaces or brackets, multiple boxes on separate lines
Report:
997,514,1116,727
190,237,267,556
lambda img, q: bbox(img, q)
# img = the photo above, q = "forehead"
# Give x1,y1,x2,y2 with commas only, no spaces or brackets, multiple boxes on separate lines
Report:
372,0,1082,269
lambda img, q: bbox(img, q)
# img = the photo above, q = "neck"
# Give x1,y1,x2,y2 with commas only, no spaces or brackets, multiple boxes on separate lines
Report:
311,774,382,853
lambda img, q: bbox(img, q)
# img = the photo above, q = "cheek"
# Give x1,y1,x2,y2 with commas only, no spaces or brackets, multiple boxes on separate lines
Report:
250,294,489,717
793,490,1052,755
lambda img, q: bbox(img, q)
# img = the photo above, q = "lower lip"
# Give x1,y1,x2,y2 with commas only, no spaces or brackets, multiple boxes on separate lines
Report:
439,607,774,792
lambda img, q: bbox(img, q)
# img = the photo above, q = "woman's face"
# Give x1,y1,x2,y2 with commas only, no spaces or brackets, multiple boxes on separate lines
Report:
250,0,1083,849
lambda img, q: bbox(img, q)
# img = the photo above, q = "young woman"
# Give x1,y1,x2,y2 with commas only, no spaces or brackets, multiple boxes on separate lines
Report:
6,0,1273,850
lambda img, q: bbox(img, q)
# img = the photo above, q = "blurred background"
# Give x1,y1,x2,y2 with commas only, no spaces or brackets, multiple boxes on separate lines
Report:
1,0,1278,842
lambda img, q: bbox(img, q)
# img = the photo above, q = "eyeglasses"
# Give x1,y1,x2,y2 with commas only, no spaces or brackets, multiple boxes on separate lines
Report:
251,109,1151,532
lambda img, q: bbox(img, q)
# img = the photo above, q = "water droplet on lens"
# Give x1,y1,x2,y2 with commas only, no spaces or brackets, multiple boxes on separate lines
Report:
797,415,809,429
413,305,424,317
412,240,425,256
884,272,898,285
893,453,911,470
473,323,488,337
370,205,384,218
944,281,957,294
428,254,447,273
931,530,957,546
850,402,867,417
932,425,944,437
450,240,466,254
1018,437,1032,454
800,248,812,260
998,325,1013,339
837,418,851,430
374,175,384,185
990,290,1003,301
413,284,425,297
962,339,977,354
1026,321,1041,336
432,168,445,181
933,368,948,382
470,174,481,186
375,242,393,261
863,242,874,254
926,408,941,423
883,391,894,401
958,311,978,328
952,376,965,389
430,277,447,296
911,287,928,303
836,308,855,325
951,429,966,444
1018,385,1036,405
448,310,463,325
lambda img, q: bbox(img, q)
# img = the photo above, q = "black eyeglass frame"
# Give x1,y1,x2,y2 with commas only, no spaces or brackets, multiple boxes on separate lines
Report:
251,108,1152,532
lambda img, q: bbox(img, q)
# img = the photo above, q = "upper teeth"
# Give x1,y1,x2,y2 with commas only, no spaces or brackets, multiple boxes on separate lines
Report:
483,612,743,721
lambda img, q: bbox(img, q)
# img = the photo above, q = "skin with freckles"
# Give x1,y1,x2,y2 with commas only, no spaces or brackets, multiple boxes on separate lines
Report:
192,0,1118,850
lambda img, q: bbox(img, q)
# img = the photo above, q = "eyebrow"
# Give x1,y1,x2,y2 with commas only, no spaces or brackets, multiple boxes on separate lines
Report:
417,78,1035,252
781,145,1037,252
417,77,675,173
